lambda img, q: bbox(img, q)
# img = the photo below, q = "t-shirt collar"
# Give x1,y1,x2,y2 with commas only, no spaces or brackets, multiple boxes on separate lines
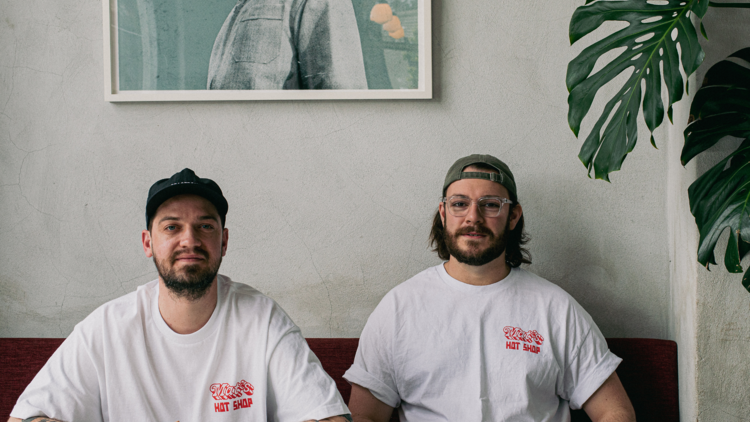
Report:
436,262,518,294
151,275,226,344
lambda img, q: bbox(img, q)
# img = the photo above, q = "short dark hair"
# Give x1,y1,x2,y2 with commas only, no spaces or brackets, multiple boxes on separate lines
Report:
430,163,531,267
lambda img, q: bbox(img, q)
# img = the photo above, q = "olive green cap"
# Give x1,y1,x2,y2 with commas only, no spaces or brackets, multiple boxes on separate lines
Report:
442,154,517,198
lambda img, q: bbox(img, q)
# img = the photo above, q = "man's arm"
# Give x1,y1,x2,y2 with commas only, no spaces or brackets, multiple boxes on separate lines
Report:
304,416,352,422
348,383,395,422
581,373,636,422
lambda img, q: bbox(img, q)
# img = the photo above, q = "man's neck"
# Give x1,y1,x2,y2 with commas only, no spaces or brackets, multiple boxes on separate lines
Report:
443,255,511,286
157,278,219,334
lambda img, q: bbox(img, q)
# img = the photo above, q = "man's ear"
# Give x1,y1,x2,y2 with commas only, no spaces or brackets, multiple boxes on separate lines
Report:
438,202,446,227
142,230,154,258
221,228,229,257
508,204,523,231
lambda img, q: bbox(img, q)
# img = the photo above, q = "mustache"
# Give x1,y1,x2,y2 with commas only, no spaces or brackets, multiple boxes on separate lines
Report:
455,225,493,236
171,248,209,260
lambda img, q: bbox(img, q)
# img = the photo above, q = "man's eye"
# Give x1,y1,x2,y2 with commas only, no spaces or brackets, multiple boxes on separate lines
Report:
482,202,501,209
201,224,214,230
165,225,177,231
451,201,468,208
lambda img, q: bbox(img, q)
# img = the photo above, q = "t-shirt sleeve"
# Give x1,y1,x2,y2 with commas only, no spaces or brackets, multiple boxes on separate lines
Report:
10,328,103,421
562,303,622,409
343,295,401,408
265,306,349,422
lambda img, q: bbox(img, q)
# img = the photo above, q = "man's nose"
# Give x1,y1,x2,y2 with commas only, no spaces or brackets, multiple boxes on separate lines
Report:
464,201,484,223
179,226,202,247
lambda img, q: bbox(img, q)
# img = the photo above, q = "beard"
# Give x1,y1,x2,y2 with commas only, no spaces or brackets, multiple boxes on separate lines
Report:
444,219,510,266
153,248,221,301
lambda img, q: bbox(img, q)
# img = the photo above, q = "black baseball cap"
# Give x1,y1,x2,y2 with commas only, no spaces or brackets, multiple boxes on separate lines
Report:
442,154,517,198
145,168,228,228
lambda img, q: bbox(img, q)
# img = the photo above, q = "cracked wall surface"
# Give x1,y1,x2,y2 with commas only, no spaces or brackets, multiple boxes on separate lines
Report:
2,0,737,417
0,0,672,340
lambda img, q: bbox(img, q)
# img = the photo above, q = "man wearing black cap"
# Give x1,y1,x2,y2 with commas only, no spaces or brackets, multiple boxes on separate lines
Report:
344,155,636,421
9,169,351,422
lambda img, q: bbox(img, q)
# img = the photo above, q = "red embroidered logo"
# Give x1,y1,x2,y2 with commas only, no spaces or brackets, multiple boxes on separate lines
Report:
210,380,254,413
503,326,544,354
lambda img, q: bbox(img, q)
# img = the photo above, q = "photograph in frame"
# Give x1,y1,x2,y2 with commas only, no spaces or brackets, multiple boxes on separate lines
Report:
103,0,432,101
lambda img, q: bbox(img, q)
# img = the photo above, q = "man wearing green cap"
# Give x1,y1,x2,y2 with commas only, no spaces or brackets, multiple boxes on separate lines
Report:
344,155,635,421
9,169,351,422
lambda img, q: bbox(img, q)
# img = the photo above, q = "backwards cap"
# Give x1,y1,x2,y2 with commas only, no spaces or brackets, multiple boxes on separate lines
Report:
442,154,517,198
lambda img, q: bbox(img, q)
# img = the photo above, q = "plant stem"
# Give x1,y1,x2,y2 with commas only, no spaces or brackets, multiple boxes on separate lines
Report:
709,1,750,8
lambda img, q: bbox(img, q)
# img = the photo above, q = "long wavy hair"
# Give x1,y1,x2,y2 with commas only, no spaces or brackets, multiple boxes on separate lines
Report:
429,167,531,267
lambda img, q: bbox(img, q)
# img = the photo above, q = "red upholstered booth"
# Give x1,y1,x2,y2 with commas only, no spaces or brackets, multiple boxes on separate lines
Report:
1,338,677,421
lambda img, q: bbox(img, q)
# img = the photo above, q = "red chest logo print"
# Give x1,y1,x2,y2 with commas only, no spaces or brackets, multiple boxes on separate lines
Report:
210,380,254,413
503,326,544,354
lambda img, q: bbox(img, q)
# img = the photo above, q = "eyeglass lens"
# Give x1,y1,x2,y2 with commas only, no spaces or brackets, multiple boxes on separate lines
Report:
446,196,508,217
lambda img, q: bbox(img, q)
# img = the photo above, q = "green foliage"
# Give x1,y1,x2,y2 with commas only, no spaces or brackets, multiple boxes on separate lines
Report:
682,49,750,290
566,0,750,290
567,0,709,180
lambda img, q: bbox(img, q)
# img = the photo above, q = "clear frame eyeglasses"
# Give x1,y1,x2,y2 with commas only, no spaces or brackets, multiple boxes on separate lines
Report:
442,195,513,218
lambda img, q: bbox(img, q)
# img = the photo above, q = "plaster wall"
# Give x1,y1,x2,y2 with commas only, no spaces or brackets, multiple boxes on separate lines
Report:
0,0,683,413
692,6,750,420
666,91,698,422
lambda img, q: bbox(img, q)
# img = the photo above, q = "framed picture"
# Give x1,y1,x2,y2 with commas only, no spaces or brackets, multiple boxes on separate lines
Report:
102,0,432,101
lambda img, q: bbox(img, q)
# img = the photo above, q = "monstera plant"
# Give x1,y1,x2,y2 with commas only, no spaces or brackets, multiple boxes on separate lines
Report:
566,0,750,289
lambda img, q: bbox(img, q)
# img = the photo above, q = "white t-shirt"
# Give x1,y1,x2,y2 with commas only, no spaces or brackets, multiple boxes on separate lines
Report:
11,275,348,422
344,264,621,422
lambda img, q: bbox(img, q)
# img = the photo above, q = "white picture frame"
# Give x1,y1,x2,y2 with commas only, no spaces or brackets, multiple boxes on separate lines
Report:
102,0,432,101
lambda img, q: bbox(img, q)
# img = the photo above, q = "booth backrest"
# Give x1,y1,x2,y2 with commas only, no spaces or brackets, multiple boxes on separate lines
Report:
1,337,677,421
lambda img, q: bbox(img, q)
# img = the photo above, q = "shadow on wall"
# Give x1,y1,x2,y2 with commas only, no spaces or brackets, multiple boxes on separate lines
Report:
691,1,750,202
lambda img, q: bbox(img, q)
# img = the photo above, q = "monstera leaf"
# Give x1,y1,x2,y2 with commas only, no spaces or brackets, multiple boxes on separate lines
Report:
682,48,750,291
567,0,709,180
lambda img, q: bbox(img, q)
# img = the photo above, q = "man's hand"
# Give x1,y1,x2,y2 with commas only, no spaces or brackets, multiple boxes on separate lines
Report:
582,373,636,422
348,383,395,422
304,416,352,422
